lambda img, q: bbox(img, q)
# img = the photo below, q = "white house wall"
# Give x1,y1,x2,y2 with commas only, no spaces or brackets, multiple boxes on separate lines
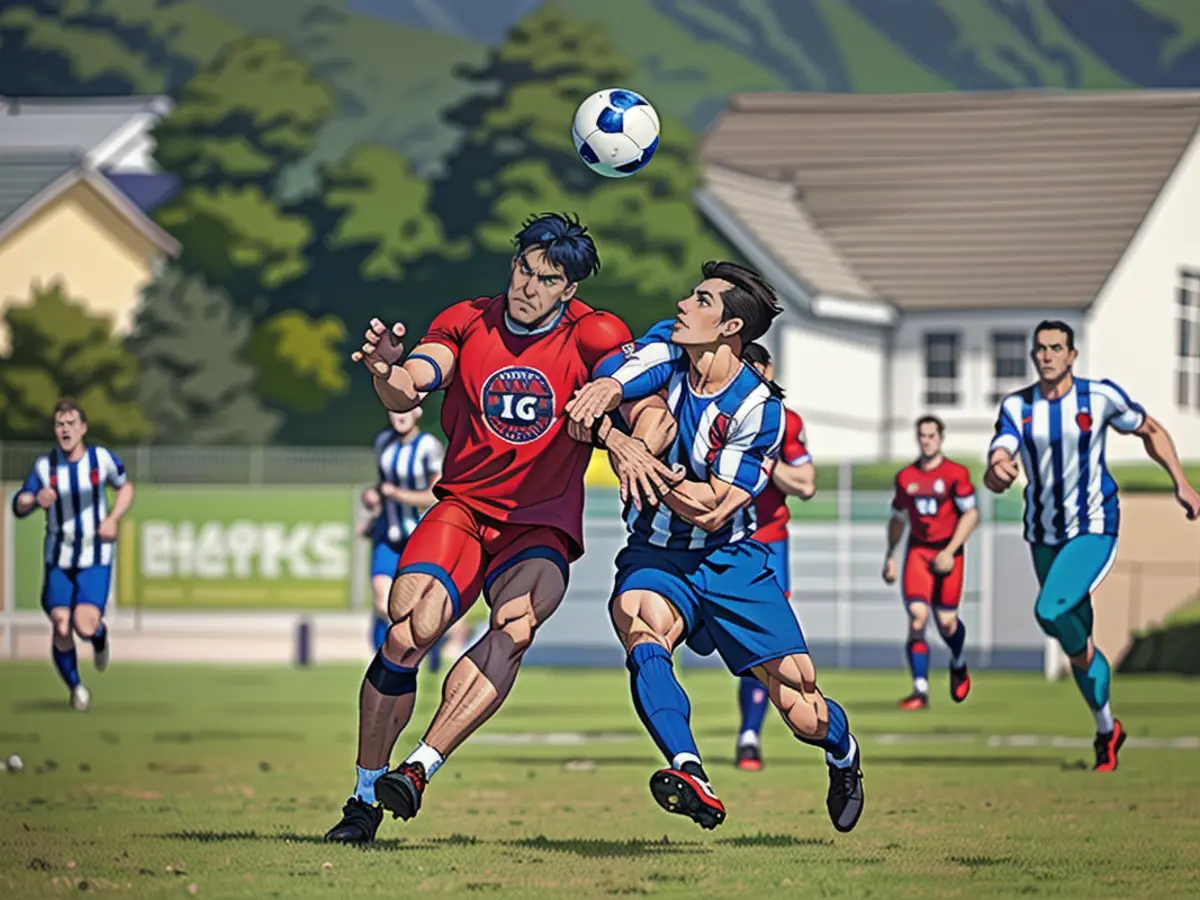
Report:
1087,128,1200,463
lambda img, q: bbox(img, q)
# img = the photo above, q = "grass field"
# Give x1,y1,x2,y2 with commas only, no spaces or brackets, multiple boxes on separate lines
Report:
1,664,1198,898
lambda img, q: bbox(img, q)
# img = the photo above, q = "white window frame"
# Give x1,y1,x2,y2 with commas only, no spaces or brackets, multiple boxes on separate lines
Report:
1176,268,1200,410
923,331,961,406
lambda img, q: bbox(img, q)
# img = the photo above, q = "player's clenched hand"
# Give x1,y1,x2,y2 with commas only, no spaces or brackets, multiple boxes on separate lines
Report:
606,433,685,511
35,487,57,509
882,557,897,584
984,455,1019,494
566,378,623,429
97,517,119,541
351,319,406,376
1175,482,1200,521
932,550,955,575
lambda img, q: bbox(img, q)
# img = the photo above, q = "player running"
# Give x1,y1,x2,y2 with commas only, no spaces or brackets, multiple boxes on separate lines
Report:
734,342,815,771
986,320,1200,771
567,261,865,834
325,213,681,842
883,416,978,710
10,399,134,711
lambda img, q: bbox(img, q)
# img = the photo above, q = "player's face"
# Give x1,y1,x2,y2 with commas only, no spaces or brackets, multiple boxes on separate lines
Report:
916,422,943,459
508,249,576,326
1032,329,1077,382
53,411,87,454
672,278,743,347
389,410,419,435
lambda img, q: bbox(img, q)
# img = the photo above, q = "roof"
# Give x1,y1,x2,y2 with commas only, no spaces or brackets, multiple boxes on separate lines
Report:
0,95,172,170
700,90,1200,312
0,152,180,256
103,172,181,214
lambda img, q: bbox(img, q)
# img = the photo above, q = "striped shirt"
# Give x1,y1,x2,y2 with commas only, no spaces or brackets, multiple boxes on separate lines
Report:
989,378,1145,546
599,320,785,550
371,429,443,547
13,446,127,569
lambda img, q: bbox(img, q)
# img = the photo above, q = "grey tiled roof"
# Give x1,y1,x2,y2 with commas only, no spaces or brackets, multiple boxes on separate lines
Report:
0,152,80,223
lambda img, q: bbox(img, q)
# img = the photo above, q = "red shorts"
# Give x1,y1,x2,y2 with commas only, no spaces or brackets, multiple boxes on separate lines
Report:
902,546,965,609
395,497,571,618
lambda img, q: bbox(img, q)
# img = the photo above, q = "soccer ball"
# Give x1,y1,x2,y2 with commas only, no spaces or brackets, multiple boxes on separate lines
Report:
572,88,660,178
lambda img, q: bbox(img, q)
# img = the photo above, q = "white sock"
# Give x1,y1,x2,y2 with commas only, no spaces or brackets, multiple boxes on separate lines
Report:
404,741,445,779
671,751,702,772
914,677,930,695
826,734,859,769
354,764,388,804
738,729,760,748
1094,703,1115,735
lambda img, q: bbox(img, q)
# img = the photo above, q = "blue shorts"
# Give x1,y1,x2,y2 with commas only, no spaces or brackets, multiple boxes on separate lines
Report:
42,565,111,615
371,541,403,579
764,539,790,598
612,540,808,676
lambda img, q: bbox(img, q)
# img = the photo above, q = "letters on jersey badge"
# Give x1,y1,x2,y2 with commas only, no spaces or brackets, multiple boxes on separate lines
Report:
481,366,556,444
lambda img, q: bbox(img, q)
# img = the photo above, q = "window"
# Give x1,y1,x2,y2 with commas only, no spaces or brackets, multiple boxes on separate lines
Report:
1177,269,1200,410
990,332,1028,404
923,332,960,406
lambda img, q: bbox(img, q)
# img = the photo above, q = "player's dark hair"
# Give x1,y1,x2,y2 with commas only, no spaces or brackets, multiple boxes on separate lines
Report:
53,397,86,424
703,260,783,347
916,414,944,436
514,212,600,284
741,341,785,398
1032,319,1075,351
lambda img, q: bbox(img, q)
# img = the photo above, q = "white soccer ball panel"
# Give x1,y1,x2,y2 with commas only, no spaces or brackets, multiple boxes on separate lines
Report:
572,92,613,138
620,106,659,149
581,129,643,167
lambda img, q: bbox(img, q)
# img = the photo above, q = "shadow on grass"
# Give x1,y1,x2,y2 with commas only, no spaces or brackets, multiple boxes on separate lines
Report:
714,833,834,848
12,700,172,716
506,835,709,858
871,754,1069,768
487,755,659,767
152,830,427,852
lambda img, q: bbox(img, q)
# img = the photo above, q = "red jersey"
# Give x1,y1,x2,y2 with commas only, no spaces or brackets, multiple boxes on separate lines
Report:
891,457,976,549
418,295,631,559
753,408,811,544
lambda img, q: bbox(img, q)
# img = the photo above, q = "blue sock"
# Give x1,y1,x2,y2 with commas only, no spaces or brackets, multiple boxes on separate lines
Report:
370,617,388,652
906,637,930,689
52,643,80,690
796,697,853,761
91,622,108,653
1070,649,1111,712
354,764,389,804
942,620,966,667
737,676,769,738
626,642,700,765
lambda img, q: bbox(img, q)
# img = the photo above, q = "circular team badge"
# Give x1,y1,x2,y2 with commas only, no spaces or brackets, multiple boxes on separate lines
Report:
481,366,556,444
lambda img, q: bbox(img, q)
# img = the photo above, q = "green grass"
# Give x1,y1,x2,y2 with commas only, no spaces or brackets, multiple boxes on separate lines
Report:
1,664,1199,897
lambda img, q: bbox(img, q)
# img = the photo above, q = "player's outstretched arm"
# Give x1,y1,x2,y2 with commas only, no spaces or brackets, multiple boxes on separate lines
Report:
663,475,751,533
1133,415,1200,519
771,460,816,500
351,318,458,412
11,467,50,518
985,402,1022,494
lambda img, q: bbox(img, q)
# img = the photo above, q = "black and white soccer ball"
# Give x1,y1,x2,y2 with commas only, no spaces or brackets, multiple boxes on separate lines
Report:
572,88,660,178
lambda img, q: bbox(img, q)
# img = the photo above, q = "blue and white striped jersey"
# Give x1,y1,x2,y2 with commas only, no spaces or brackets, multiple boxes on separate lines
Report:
598,320,784,550
989,378,1145,546
13,446,127,569
371,429,443,547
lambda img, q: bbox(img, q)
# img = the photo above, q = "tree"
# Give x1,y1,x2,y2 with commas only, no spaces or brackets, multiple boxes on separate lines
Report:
431,1,730,335
0,281,151,443
126,268,282,445
249,311,349,414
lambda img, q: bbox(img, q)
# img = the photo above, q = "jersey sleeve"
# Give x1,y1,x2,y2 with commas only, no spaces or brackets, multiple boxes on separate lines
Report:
101,448,128,488
594,319,685,400
417,299,478,356
1098,379,1147,434
989,396,1022,456
423,435,444,480
576,311,634,374
780,409,811,466
711,397,785,498
11,460,44,518
953,466,977,512
890,473,908,519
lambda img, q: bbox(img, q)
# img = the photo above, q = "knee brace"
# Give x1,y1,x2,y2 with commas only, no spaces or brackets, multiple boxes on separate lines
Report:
365,650,417,696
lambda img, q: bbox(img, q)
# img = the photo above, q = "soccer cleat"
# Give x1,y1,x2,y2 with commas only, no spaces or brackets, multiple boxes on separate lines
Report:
649,761,726,830
1093,719,1127,772
70,684,91,712
826,747,865,833
949,664,970,703
324,797,383,843
735,743,763,772
897,691,929,710
374,762,428,821
94,637,110,673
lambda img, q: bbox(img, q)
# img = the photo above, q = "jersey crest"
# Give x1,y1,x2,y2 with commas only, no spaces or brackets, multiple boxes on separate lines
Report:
704,412,732,467
481,366,556,444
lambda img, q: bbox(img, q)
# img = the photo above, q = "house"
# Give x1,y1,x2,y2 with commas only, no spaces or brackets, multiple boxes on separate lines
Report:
0,96,180,352
696,90,1200,463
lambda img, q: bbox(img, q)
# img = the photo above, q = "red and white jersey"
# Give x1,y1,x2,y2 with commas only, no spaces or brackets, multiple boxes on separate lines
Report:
753,408,811,544
891,457,976,549
418,295,631,559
